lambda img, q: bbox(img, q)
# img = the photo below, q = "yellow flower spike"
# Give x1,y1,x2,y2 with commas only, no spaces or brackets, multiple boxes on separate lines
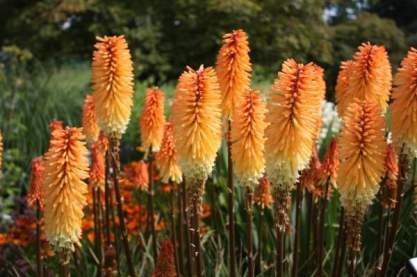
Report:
92,35,134,138
265,59,326,189
140,87,166,153
335,60,354,116
231,89,266,188
391,48,417,155
171,65,222,184
337,99,386,251
216,29,252,118
42,126,89,251
155,122,182,184
27,157,45,210
337,43,391,117
82,95,100,144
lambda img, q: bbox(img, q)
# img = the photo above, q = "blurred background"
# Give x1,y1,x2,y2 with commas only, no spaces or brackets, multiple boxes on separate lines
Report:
0,0,414,87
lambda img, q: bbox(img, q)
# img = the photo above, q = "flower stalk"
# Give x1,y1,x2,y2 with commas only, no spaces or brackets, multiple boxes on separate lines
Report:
109,136,136,277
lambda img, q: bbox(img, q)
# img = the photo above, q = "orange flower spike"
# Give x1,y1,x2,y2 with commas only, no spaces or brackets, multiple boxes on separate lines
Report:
265,59,326,188
338,43,391,117
27,157,45,210
155,122,182,184
381,144,399,208
216,29,252,118
171,66,222,182
231,89,266,188
335,60,354,116
391,48,417,154
89,142,105,191
92,35,134,137
320,138,339,186
42,126,89,250
254,176,273,209
152,239,177,277
337,100,386,215
140,87,166,153
82,95,100,144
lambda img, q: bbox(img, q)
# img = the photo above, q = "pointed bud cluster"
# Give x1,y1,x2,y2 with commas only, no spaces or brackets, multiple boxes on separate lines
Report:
231,89,266,188
391,48,417,156
152,239,177,277
82,95,100,144
49,120,64,133
42,126,89,250
336,43,391,117
254,176,273,209
89,141,106,191
338,99,386,216
140,87,166,153
216,29,252,118
320,138,339,187
301,147,322,198
171,66,222,183
122,161,149,191
27,157,44,210
92,35,134,137
380,144,399,208
265,59,325,189
155,122,182,184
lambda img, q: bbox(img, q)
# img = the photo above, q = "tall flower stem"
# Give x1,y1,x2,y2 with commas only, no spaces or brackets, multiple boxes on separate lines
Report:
60,250,70,277
304,191,313,273
35,200,43,277
292,182,302,277
190,180,205,277
379,151,408,277
337,230,347,277
375,198,385,266
92,188,103,277
345,211,364,277
317,178,330,277
109,191,121,275
275,211,283,277
147,149,158,259
109,137,136,277
170,183,180,277
256,208,264,274
275,189,290,277
177,182,185,276
96,188,104,277
182,180,193,276
332,208,344,277
347,249,356,277
227,123,236,277
246,188,254,277
104,153,115,276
